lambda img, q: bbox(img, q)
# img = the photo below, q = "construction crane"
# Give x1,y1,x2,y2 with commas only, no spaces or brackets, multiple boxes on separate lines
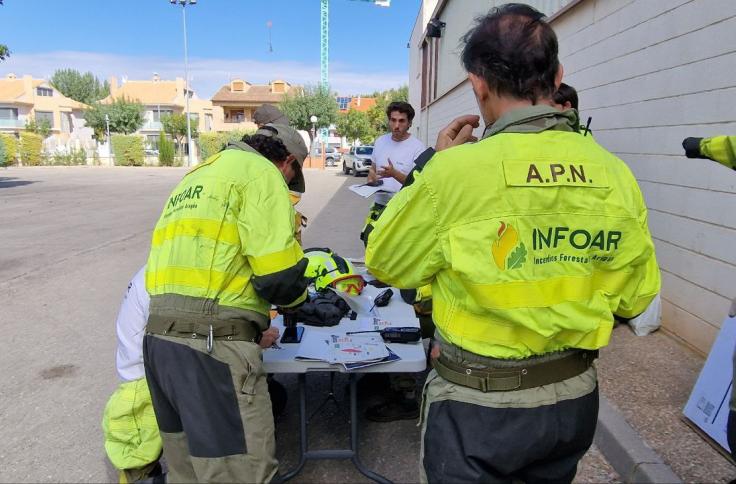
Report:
318,0,390,141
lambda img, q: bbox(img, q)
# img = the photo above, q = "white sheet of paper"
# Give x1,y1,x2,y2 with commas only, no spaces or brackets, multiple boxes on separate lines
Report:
348,184,389,198
357,317,393,332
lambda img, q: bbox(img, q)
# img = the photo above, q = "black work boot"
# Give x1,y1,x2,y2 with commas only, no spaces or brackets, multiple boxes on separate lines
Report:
365,392,419,422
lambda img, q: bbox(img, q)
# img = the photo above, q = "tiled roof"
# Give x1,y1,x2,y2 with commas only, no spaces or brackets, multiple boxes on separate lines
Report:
211,84,292,104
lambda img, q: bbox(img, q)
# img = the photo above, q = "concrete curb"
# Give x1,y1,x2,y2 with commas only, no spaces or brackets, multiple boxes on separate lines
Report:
595,395,683,483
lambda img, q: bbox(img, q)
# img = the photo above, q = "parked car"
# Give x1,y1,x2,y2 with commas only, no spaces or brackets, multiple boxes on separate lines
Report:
342,146,374,176
311,146,341,167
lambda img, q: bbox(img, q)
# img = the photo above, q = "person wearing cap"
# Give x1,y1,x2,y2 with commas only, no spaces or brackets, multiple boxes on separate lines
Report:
253,104,290,127
143,124,309,482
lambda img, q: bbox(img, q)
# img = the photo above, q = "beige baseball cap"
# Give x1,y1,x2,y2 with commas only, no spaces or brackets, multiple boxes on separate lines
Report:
255,123,308,193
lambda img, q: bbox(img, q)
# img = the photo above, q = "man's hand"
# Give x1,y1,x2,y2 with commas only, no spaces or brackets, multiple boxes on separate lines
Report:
377,159,407,184
259,327,280,349
367,166,377,183
435,115,480,152
430,341,441,360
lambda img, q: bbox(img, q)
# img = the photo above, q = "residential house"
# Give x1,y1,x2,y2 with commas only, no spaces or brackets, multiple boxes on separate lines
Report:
409,0,736,355
337,96,377,113
210,79,294,131
103,74,221,152
0,73,93,150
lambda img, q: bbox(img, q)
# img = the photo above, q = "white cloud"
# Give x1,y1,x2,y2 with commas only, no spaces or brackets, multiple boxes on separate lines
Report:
1,51,408,97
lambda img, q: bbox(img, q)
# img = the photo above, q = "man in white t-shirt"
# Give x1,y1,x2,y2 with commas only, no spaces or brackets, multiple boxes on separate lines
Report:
358,102,431,423
360,101,426,245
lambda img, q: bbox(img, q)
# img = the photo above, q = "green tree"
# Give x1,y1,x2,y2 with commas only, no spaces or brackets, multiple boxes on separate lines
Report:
158,131,175,166
25,117,52,138
83,97,144,140
335,109,375,145
50,69,110,104
280,85,338,147
162,113,199,157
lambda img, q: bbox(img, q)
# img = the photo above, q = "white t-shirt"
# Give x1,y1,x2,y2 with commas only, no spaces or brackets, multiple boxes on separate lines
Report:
372,133,427,206
115,266,150,382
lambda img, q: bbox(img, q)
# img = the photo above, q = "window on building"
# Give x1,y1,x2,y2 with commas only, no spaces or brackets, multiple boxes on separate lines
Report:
35,111,54,128
0,107,18,120
61,112,73,133
153,109,174,122
36,87,53,97
272,82,285,94
226,110,245,123
188,113,199,127
337,97,351,110
205,113,213,131
232,81,246,92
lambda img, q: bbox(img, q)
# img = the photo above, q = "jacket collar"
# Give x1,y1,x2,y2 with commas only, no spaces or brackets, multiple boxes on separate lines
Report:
482,105,579,139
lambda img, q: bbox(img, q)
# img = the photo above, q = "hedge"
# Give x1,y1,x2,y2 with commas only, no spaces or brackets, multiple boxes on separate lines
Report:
158,131,175,166
20,132,43,166
198,129,255,161
0,134,18,166
111,134,144,166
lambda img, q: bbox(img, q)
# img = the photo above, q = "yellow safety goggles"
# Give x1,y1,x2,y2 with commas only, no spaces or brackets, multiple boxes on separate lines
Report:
331,274,366,296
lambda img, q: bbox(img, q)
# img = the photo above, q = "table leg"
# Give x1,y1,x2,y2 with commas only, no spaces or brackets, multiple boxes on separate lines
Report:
276,373,307,482
349,373,392,484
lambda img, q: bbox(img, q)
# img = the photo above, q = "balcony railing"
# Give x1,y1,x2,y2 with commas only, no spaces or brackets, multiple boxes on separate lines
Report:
0,119,24,128
141,121,163,130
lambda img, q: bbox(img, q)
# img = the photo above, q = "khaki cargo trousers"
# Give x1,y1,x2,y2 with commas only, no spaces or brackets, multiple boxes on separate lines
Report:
143,332,277,483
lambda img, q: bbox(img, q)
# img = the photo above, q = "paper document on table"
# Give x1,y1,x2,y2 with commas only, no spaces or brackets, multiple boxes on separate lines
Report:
294,330,331,362
342,347,401,371
330,334,389,363
356,317,392,332
349,184,388,198
295,331,388,364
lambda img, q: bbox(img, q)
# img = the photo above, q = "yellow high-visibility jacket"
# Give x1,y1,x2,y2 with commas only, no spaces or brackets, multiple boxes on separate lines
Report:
146,144,307,326
366,106,660,359
102,378,161,473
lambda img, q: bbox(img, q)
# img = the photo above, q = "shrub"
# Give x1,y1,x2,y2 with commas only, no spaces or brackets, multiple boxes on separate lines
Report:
198,129,255,161
0,134,18,165
50,148,88,166
158,131,175,166
111,135,144,166
0,138,5,166
20,132,43,166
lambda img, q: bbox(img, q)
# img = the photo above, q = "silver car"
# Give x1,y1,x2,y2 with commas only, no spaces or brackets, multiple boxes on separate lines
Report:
342,145,374,176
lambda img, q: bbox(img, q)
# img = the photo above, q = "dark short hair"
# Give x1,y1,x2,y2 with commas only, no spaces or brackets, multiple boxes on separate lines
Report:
241,133,289,163
553,83,579,110
461,3,559,103
386,101,415,122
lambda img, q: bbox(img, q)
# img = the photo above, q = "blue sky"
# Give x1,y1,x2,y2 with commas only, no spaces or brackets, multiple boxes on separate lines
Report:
0,0,420,96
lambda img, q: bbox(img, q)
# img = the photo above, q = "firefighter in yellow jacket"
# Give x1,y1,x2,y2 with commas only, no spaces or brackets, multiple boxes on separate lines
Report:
144,124,308,483
366,5,660,483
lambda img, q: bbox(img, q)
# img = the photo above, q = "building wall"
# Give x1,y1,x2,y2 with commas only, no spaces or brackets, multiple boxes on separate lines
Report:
411,0,570,144
409,0,736,354
553,0,736,354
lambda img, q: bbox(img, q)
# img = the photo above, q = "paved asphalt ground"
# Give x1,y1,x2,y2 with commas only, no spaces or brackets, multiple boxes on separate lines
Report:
0,166,618,482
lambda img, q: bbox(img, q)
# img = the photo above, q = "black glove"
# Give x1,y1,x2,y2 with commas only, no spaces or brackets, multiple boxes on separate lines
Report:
682,137,705,159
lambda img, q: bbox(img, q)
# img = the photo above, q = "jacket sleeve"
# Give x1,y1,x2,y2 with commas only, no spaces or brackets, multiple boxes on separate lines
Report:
365,170,446,289
613,186,661,319
238,169,308,307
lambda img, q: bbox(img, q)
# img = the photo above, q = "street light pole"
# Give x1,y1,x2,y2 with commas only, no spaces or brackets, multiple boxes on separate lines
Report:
105,113,112,166
171,0,196,166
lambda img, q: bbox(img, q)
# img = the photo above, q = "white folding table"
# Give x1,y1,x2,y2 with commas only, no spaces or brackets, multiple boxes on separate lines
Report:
264,285,427,483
